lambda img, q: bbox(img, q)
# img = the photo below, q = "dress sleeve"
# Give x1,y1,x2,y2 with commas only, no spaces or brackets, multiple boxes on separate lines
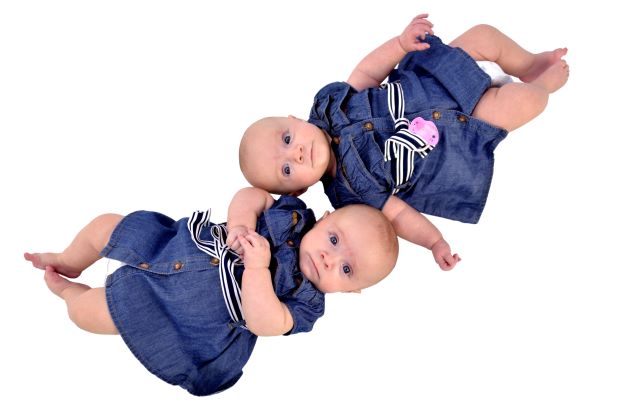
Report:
262,195,323,334
308,82,353,136
280,277,325,335
270,195,307,211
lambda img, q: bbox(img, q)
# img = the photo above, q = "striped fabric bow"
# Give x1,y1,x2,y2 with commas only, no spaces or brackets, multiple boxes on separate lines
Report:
382,82,436,193
187,210,247,330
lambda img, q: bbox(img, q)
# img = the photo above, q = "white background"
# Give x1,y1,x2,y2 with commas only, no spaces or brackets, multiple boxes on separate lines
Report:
1,1,625,416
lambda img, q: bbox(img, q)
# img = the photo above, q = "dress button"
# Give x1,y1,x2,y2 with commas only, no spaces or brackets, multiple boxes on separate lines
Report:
210,257,220,266
363,121,374,131
457,114,468,123
138,262,149,269
432,111,441,120
291,211,299,226
286,240,295,247
333,136,341,145
173,262,183,270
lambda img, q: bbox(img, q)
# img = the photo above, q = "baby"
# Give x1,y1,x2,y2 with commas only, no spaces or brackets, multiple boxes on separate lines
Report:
25,187,398,396
239,15,568,270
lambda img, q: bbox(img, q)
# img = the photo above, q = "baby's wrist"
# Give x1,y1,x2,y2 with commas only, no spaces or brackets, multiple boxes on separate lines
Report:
429,237,446,251
228,224,248,232
244,264,270,272
395,36,408,53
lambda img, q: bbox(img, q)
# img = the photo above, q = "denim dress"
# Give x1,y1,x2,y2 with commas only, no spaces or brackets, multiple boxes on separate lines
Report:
101,196,324,396
308,35,508,224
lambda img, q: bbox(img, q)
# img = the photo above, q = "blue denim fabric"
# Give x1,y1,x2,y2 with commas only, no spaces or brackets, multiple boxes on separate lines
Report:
101,196,323,396
309,35,508,224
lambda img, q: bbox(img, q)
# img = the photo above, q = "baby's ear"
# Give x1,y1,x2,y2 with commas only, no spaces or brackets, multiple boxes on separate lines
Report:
288,114,302,121
318,210,330,221
289,187,308,197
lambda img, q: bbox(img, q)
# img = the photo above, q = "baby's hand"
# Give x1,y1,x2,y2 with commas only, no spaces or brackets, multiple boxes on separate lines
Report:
226,225,248,254
431,238,461,271
398,13,434,53
238,229,271,270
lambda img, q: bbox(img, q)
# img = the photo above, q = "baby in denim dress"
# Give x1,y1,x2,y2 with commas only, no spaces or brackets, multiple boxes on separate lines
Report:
239,14,569,271
24,187,398,396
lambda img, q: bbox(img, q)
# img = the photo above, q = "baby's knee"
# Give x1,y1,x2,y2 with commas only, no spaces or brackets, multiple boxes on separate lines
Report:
67,303,91,332
520,87,549,118
67,300,117,335
468,24,500,39
501,86,548,131
89,213,123,249
90,214,123,232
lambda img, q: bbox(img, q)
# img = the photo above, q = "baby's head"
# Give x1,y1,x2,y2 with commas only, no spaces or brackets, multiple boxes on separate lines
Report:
299,204,398,293
240,116,332,195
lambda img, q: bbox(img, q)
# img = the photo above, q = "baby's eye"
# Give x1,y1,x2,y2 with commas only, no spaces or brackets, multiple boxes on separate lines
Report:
282,164,291,176
282,133,292,144
342,264,352,275
329,235,338,245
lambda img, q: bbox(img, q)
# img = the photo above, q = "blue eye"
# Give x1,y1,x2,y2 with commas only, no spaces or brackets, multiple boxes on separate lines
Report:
283,133,292,144
282,164,291,176
342,265,352,275
329,235,338,245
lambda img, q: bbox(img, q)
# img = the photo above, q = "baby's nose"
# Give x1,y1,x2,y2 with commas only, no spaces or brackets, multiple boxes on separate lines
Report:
293,144,304,163
320,251,336,269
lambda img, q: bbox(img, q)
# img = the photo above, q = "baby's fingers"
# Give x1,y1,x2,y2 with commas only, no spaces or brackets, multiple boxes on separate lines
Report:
226,234,237,248
414,19,434,32
438,259,453,271
411,13,431,23
237,235,253,250
227,234,244,253
229,241,243,254
245,230,270,246
411,14,433,30
415,24,434,40
238,232,266,249
226,227,244,246
437,253,459,271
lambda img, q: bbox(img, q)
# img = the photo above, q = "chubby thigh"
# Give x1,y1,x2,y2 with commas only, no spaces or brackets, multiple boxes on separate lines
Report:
68,287,118,335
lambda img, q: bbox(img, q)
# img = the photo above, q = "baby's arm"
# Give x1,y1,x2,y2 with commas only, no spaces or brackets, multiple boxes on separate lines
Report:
238,229,294,336
347,14,434,91
226,187,275,253
382,195,460,271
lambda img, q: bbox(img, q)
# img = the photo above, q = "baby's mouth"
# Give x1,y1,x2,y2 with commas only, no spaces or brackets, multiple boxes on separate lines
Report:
309,254,320,281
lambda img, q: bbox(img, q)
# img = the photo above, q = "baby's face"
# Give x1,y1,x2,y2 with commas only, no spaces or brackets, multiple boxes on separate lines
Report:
298,208,393,293
241,116,331,194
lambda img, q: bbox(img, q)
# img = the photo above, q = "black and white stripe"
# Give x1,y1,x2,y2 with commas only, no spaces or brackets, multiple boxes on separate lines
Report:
187,210,247,330
381,82,434,193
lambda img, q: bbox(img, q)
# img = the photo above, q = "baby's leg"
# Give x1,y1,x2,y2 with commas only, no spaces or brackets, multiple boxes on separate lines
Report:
44,267,118,334
472,61,569,131
25,213,123,278
449,24,567,82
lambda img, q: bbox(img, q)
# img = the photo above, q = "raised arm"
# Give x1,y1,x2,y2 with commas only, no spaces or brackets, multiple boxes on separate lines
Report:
226,187,275,253
226,188,294,335
347,14,434,91
382,195,460,271
238,229,294,336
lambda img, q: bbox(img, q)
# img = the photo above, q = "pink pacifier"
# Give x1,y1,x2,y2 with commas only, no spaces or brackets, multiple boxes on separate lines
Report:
409,117,439,146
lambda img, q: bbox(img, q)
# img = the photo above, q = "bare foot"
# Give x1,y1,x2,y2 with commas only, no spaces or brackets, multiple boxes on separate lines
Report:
530,60,569,93
43,266,90,298
520,48,568,83
24,252,81,278
43,266,73,296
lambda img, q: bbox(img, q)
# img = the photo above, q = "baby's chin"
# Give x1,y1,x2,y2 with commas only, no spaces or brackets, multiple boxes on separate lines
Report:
298,254,317,285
